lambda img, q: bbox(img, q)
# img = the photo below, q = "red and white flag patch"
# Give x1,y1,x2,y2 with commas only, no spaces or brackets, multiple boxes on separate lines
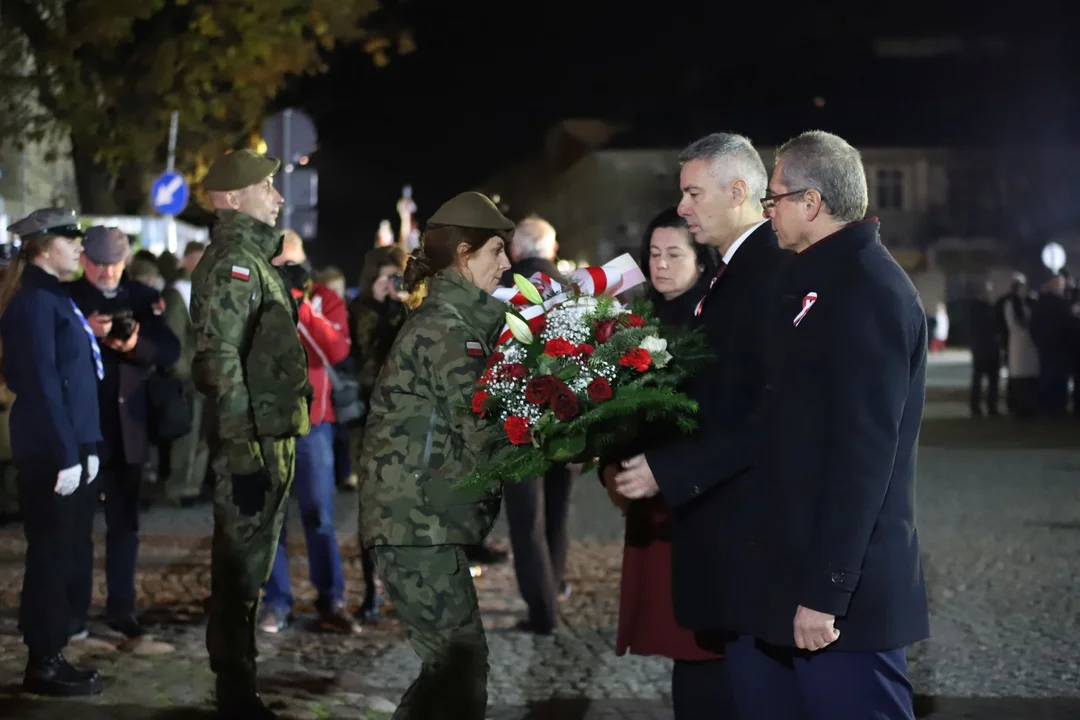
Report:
231,265,250,281
465,341,484,357
793,292,818,326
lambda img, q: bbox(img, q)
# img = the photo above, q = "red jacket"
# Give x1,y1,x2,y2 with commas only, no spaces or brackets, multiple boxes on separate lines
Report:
295,283,351,425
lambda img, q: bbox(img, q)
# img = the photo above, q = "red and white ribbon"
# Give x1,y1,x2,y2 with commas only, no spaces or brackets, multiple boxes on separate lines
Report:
793,292,818,327
493,254,647,346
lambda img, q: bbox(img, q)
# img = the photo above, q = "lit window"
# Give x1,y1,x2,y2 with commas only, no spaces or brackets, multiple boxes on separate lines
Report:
876,169,905,210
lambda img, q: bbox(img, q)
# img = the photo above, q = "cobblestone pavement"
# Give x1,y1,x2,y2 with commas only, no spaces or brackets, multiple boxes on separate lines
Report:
1,411,1079,718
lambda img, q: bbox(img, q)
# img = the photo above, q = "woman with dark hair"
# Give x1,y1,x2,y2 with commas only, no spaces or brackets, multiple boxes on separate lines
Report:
356,192,513,719
0,209,104,697
603,207,734,718
345,245,407,620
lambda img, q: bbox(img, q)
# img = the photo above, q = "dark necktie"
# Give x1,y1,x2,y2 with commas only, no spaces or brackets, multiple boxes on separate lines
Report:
694,260,728,317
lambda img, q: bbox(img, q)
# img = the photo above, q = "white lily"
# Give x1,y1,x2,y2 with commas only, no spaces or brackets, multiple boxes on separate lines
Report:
505,312,535,344
514,274,545,305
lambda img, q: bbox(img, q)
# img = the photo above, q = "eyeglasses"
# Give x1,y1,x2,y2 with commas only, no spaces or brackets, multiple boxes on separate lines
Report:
761,189,826,211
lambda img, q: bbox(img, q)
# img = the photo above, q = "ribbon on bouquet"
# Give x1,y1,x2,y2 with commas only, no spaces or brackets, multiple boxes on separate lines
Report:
492,253,647,345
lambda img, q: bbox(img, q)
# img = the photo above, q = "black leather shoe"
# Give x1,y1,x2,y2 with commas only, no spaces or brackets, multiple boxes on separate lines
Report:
23,654,103,697
107,615,145,639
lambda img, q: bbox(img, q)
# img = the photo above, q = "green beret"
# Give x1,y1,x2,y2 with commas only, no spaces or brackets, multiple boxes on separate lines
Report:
202,149,281,192
427,192,514,235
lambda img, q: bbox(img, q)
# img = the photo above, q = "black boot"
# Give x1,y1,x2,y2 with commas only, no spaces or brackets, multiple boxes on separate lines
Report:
215,672,276,719
23,654,103,697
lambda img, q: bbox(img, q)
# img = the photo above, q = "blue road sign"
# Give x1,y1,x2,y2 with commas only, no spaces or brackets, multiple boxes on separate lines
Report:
151,171,189,215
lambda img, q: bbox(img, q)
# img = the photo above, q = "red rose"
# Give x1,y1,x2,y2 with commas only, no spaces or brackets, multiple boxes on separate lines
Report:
525,375,560,404
486,352,505,369
552,390,580,421
471,390,490,416
587,377,612,402
500,363,528,381
594,318,619,343
574,343,594,357
544,338,576,357
624,314,646,328
619,348,652,372
504,416,532,445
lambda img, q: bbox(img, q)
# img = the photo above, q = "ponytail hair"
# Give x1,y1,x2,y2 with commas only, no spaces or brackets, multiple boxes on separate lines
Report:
0,234,58,383
403,225,505,293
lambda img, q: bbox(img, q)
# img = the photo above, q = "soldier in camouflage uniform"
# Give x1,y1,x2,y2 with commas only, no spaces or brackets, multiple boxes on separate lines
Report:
357,192,513,719
191,150,312,718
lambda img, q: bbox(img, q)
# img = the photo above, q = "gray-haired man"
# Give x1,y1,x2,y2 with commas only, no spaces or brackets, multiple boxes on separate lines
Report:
726,130,929,720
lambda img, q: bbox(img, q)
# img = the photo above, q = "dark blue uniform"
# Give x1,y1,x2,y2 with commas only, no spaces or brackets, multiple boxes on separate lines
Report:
0,263,101,660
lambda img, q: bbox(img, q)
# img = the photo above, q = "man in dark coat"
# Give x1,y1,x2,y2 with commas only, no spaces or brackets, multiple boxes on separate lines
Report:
67,226,180,640
498,216,575,634
726,130,929,719
613,132,788,717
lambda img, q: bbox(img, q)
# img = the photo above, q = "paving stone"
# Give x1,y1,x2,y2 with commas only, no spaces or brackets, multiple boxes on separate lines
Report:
0,393,1078,718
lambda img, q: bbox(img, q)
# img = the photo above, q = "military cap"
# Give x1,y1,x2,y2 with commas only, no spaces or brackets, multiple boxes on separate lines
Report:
202,149,281,192
6,207,82,240
83,226,130,265
427,192,515,233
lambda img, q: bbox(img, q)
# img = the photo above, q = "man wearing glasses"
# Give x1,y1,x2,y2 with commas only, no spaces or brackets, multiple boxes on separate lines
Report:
726,130,929,719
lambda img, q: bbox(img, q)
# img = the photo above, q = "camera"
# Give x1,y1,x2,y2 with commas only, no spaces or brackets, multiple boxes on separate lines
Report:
391,272,404,292
99,297,138,343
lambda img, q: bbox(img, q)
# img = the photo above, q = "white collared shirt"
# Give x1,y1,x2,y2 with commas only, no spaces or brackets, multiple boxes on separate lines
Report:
723,220,768,265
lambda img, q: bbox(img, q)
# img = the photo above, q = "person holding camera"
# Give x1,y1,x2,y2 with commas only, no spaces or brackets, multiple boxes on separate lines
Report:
258,230,360,635
347,245,408,620
67,226,180,641
1,208,103,696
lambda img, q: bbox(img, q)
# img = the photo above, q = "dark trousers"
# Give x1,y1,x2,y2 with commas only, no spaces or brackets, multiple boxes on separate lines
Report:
970,357,1000,414
332,421,351,486
672,658,736,719
17,455,95,659
503,463,574,631
71,461,144,622
725,634,915,720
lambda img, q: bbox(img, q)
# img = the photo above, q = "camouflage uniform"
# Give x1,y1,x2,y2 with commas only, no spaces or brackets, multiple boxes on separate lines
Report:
347,295,406,466
190,208,311,701
359,256,509,716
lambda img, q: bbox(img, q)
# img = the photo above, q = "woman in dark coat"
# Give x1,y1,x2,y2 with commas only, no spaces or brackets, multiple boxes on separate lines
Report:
602,208,726,717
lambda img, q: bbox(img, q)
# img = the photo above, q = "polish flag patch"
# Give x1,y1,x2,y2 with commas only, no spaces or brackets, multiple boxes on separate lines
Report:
465,341,484,357
793,292,818,327
231,265,250,281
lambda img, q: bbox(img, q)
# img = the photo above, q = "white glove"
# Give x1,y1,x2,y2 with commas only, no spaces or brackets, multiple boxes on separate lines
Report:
55,464,82,496
87,455,100,484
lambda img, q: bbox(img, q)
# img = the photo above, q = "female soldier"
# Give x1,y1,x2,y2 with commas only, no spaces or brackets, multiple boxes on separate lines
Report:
357,192,512,720
0,208,104,696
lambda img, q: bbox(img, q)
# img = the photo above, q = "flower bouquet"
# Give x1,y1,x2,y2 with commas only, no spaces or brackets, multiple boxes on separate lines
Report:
458,254,711,491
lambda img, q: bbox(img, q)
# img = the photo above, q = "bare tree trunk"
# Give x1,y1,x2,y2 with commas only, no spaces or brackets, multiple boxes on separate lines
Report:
71,142,119,215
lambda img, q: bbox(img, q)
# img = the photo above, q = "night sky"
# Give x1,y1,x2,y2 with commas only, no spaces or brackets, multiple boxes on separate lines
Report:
281,0,1077,277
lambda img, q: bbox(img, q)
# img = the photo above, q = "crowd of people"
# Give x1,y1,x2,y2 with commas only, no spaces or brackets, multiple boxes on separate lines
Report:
966,272,1080,418
1,128,940,720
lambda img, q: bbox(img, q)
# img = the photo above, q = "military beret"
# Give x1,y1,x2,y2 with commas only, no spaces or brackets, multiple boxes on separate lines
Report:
202,149,281,192
6,207,82,240
83,226,130,265
427,192,514,234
